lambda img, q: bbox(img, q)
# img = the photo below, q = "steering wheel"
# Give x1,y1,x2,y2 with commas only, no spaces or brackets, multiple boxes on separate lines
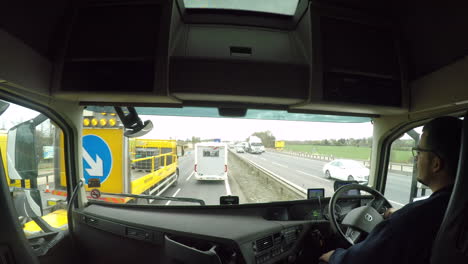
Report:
329,184,393,245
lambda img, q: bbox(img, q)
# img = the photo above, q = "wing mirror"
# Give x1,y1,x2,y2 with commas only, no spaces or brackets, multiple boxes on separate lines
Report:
11,187,57,232
11,188,43,217
6,114,47,181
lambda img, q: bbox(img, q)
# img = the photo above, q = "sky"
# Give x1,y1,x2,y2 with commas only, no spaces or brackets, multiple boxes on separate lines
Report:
0,103,40,130
140,115,374,142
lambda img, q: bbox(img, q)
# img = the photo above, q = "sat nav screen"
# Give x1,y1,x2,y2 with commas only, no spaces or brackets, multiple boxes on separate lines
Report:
307,188,325,199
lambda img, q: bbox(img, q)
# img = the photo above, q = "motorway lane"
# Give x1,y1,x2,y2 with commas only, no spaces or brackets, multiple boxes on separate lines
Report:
239,151,421,208
35,150,426,208
384,172,432,207
384,173,412,206
153,151,231,206
238,151,335,196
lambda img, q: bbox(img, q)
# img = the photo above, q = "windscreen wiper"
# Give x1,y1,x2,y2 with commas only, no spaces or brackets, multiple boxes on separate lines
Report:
97,192,206,206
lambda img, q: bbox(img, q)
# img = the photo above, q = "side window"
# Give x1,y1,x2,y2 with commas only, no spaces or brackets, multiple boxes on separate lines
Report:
384,125,431,208
203,149,219,157
0,100,68,240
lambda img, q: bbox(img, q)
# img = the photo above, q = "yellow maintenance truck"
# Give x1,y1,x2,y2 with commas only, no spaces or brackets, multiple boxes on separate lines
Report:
49,111,180,203
0,106,180,237
275,141,285,150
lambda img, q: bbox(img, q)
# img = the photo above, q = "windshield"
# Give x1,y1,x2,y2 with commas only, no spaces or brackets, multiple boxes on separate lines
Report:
183,0,300,16
83,107,373,205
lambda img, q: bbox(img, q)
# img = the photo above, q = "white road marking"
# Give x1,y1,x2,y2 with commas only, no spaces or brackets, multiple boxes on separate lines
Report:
166,188,181,205
225,176,232,196
296,170,329,182
260,158,267,161
272,162,288,168
186,171,195,181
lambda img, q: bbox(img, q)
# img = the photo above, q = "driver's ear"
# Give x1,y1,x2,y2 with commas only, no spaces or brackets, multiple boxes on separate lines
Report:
431,155,443,173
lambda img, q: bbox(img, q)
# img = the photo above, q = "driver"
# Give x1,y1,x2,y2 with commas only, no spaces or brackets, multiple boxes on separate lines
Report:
319,116,463,264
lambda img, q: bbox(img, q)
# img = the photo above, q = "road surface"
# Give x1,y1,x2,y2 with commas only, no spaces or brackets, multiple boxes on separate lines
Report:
35,150,426,208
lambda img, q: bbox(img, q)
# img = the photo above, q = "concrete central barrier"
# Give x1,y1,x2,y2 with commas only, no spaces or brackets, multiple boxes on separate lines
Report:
228,151,305,203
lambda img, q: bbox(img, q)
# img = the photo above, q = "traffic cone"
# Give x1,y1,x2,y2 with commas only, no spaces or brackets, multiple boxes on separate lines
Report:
45,183,50,193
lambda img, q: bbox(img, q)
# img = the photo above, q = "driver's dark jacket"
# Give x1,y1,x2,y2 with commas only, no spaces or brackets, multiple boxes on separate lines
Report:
329,185,453,264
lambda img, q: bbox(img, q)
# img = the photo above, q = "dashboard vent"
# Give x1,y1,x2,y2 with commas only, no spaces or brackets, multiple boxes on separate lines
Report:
256,236,273,252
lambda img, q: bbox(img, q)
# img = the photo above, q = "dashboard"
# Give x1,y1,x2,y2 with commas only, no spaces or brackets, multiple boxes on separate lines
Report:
74,197,372,264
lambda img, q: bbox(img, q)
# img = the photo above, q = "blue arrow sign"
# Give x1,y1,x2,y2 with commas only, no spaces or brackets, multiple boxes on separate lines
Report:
82,135,112,184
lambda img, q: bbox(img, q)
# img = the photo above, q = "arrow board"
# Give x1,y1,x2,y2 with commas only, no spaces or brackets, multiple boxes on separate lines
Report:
82,135,113,184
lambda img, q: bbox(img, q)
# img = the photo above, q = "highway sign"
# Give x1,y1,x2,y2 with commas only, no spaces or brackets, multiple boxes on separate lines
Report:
82,135,113,184
43,146,54,159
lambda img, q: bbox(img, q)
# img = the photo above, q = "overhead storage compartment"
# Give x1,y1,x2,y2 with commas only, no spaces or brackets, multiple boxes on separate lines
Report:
50,0,407,114
52,0,178,104
290,2,408,115
169,25,310,105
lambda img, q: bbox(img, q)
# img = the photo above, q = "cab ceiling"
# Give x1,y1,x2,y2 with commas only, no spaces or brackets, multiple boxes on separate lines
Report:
1,0,466,81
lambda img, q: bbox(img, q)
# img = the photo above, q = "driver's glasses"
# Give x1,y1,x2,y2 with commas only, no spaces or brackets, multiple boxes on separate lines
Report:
411,147,436,157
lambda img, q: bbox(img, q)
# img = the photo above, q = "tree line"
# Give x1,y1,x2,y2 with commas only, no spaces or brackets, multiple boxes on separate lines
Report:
179,133,414,151
285,138,373,147
283,138,414,150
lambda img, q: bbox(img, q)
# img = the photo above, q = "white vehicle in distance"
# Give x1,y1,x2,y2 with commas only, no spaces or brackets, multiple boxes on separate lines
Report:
194,142,228,181
240,142,249,151
259,145,265,153
235,145,245,153
322,159,369,184
247,136,264,154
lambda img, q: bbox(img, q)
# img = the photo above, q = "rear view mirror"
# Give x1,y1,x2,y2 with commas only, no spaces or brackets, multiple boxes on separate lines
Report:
114,107,153,138
7,121,38,180
125,120,153,138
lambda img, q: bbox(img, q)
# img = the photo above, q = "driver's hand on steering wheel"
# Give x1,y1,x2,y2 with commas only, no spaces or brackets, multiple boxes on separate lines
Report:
319,250,335,263
383,208,397,219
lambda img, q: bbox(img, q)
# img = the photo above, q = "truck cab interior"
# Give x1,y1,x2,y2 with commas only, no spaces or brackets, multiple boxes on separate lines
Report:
0,0,467,264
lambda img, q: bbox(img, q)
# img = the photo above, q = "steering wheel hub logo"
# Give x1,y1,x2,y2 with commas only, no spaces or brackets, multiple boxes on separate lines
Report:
365,213,373,222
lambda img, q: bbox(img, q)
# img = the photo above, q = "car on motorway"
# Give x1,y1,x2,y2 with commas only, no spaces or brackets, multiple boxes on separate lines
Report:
323,159,369,184
194,142,228,181
235,145,245,153
239,142,249,151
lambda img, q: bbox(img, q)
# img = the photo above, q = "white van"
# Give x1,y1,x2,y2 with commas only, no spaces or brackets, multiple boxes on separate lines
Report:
194,142,228,181
247,136,264,154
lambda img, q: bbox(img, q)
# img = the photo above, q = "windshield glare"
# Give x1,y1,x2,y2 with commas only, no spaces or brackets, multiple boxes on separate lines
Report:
82,107,374,205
